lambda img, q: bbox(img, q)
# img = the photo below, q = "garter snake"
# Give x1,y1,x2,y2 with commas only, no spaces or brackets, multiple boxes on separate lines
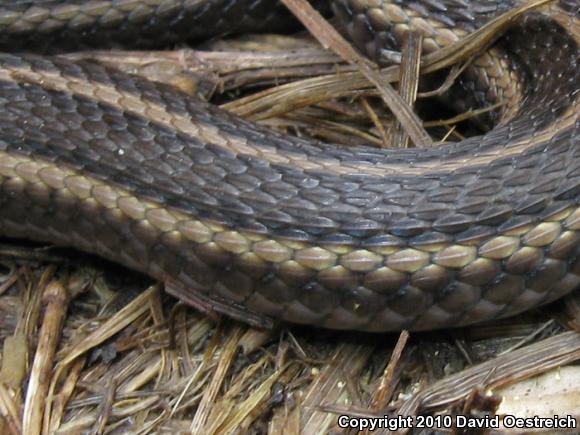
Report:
0,0,578,331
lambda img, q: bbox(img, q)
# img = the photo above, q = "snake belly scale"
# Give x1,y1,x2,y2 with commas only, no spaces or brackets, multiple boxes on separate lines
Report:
0,0,578,331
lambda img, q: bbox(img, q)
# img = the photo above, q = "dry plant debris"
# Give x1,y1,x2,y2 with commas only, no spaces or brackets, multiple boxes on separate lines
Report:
0,260,578,434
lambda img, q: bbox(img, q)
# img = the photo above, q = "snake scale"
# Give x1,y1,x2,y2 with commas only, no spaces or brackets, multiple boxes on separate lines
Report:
0,0,578,331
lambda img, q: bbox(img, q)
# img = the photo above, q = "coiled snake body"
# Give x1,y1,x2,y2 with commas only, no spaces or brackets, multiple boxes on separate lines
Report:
0,0,578,331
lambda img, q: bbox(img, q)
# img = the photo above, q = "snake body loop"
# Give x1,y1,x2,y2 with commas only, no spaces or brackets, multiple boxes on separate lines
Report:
0,1,578,331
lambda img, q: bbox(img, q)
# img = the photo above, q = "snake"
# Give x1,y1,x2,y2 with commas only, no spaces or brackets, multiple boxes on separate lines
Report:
0,0,578,332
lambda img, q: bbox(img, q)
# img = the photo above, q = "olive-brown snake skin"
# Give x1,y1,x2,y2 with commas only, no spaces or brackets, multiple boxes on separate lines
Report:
0,0,578,331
